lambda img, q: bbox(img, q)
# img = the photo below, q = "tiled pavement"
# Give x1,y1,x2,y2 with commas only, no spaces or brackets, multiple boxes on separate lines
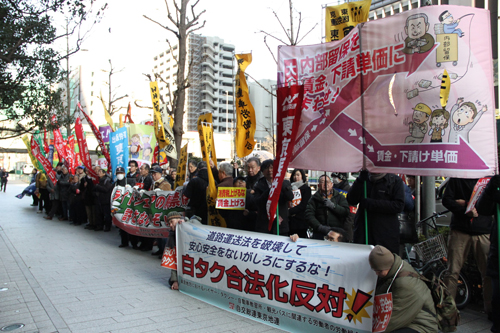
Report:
0,182,493,333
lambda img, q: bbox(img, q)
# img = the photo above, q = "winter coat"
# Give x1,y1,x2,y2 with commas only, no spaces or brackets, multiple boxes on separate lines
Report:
184,168,209,224
58,173,71,201
35,172,48,190
126,171,140,187
83,175,95,206
136,174,153,191
442,178,492,235
152,177,171,191
250,177,293,235
305,189,350,232
217,176,247,230
47,172,62,201
288,182,312,231
475,175,499,278
375,254,438,333
347,173,405,254
93,175,113,206
245,171,264,191
334,180,355,242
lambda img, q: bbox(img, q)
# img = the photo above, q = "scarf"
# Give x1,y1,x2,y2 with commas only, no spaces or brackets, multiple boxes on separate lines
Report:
291,180,304,190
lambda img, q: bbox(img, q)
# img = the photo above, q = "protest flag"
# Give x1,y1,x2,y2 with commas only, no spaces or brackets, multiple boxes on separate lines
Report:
175,143,188,189
325,0,371,42
74,117,99,183
235,53,257,158
100,92,115,132
78,102,111,168
266,84,304,231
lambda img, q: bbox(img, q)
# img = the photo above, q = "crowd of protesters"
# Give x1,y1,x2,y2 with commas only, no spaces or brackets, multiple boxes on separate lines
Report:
14,156,499,332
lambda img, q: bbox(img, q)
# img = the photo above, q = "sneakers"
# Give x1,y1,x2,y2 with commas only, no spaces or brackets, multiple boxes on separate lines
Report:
118,244,128,248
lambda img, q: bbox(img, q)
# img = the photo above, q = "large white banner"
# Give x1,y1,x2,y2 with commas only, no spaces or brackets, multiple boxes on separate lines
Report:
177,223,377,333
278,5,497,178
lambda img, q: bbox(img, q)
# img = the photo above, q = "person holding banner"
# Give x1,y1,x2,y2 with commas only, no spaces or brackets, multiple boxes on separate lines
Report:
305,175,349,240
288,169,312,239
369,245,438,333
216,162,247,230
347,171,405,254
184,161,209,224
251,159,293,235
93,169,113,232
136,164,153,191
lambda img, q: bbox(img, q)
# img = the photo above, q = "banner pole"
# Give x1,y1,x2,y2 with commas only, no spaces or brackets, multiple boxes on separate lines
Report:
358,25,369,245
276,205,279,236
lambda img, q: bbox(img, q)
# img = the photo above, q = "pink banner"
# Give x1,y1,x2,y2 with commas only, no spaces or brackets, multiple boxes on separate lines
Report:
67,135,76,175
278,5,497,178
53,129,68,165
75,117,99,184
266,84,304,229
78,102,111,168
30,137,57,186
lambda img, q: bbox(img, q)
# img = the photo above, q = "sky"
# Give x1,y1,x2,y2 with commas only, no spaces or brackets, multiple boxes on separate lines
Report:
69,0,339,104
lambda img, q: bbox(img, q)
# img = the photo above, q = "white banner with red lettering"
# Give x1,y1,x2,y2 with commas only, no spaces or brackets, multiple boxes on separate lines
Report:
266,84,304,228
30,136,57,186
177,223,377,333
278,5,497,178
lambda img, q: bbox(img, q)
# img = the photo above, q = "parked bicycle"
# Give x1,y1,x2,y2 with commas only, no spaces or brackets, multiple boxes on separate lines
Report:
403,210,471,309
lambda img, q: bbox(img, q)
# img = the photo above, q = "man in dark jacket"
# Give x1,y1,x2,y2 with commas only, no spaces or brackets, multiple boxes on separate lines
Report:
184,161,209,224
250,159,293,235
476,175,500,331
216,162,247,230
58,166,71,221
289,169,312,238
442,177,492,316
136,164,153,190
44,163,65,220
306,175,350,240
83,166,97,230
93,168,113,231
126,160,140,187
331,172,355,241
347,171,405,254
245,157,264,191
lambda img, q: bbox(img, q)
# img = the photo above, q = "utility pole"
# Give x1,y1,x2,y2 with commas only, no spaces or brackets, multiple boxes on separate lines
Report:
65,19,71,137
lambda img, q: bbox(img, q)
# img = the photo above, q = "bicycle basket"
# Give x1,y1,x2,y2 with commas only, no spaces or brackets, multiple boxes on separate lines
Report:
413,234,447,262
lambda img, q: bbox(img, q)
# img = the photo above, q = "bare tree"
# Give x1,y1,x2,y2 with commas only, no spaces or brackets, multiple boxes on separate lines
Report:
98,59,128,117
144,0,205,159
259,0,318,64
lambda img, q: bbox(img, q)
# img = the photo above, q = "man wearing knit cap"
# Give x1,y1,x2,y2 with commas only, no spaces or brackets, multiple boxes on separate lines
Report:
165,211,201,290
369,246,438,333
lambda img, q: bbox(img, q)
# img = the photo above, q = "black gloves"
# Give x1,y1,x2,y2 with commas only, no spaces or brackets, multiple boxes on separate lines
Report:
323,198,336,211
317,224,331,235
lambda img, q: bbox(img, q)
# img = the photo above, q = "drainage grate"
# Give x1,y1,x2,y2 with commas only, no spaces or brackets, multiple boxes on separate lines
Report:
0,324,25,331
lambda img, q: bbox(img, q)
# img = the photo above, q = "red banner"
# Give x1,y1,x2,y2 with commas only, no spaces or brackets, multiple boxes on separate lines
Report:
78,102,111,168
53,128,68,165
30,136,57,186
75,117,99,184
66,135,76,174
266,84,304,230
161,247,177,270
43,130,50,155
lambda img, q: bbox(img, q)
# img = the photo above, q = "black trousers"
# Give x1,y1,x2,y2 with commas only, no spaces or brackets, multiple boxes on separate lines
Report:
94,202,111,229
38,189,51,213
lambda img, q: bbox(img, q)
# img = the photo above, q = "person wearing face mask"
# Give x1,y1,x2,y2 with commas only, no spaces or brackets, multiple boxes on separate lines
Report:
347,170,405,254
115,167,127,186
331,172,355,242
305,175,349,240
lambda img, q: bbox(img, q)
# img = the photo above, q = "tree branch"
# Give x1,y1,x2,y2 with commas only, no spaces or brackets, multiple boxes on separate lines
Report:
263,36,278,64
259,30,289,45
143,15,180,38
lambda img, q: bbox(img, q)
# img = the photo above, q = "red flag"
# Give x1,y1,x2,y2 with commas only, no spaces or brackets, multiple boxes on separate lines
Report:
266,84,304,231
67,135,76,174
78,102,111,168
53,128,68,164
75,117,99,184
124,102,134,123
30,136,57,186
43,130,50,155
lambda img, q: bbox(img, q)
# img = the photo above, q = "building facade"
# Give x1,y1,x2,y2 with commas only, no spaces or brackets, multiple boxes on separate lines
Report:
248,79,277,144
152,35,235,133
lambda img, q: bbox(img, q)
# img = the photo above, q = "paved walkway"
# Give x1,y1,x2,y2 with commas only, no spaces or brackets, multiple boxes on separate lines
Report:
0,183,493,333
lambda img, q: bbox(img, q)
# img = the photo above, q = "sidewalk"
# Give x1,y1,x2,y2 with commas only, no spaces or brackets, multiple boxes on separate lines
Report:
0,183,492,333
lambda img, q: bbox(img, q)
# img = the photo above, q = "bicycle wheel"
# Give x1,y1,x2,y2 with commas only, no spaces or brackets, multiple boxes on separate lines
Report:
438,269,471,310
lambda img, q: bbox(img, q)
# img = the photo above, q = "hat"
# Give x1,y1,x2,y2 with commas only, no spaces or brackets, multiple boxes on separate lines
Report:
369,245,395,271
412,103,431,116
151,166,163,174
166,211,183,223
76,165,85,170
116,167,126,174
331,172,347,181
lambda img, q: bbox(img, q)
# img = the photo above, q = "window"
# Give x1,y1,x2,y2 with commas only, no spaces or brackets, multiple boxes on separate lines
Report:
91,91,93,96
91,81,94,86
160,62,164,66
154,56,158,61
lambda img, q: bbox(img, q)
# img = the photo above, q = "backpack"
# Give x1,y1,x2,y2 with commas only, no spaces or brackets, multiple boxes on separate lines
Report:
398,271,460,332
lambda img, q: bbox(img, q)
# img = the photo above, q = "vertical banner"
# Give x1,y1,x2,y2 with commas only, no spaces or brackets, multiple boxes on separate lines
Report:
66,135,76,174
22,135,43,172
110,127,129,181
78,102,111,168
175,143,188,189
75,117,99,183
325,0,371,42
177,222,377,333
149,82,177,162
235,53,257,158
53,128,68,164
266,85,304,229
100,92,115,132
198,115,226,227
30,137,57,186
43,130,50,155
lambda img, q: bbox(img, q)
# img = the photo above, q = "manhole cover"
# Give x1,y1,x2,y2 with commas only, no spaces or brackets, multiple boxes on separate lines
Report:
0,324,25,331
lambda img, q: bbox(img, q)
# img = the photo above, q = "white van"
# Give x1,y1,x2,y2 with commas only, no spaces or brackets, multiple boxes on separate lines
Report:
22,164,34,174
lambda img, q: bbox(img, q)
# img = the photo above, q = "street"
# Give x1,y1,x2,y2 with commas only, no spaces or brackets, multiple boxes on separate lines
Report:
0,181,492,333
